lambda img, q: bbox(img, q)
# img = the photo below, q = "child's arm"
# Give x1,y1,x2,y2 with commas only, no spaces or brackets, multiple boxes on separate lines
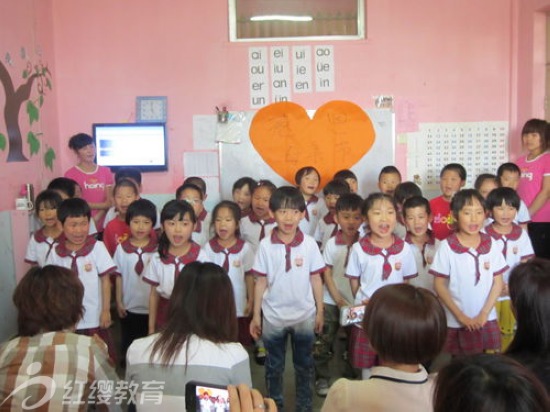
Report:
350,278,360,300
311,273,324,334
99,275,111,329
325,267,349,308
527,175,550,217
148,286,159,334
244,272,254,317
434,277,477,331
250,276,267,340
115,276,126,318
473,274,504,327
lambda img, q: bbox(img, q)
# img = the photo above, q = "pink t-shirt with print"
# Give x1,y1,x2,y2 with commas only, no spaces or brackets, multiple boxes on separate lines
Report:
516,152,550,222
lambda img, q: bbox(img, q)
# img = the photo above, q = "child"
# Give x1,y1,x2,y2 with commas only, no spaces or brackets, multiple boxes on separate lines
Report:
143,200,207,333
240,180,277,252
334,169,359,194
295,166,322,236
497,162,532,229
250,186,325,412
484,187,534,347
114,198,158,361
176,182,211,246
345,193,417,379
183,176,208,201
378,166,402,196
315,193,363,396
394,181,423,238
103,178,140,255
232,176,257,218
474,173,498,199
46,198,117,361
430,163,467,240
430,189,507,356
403,196,439,293
314,179,351,251
202,200,255,346
104,167,143,227
25,190,63,267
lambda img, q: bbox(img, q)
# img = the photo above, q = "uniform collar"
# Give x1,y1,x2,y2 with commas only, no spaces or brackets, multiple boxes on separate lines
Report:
359,235,404,256
447,232,492,255
485,223,522,242
160,242,201,265
208,237,245,254
55,235,96,258
271,227,304,247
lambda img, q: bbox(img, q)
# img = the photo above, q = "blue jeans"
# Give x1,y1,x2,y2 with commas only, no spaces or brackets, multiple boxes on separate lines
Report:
263,315,315,412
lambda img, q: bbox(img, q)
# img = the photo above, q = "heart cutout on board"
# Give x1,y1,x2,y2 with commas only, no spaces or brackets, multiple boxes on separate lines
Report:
249,101,376,186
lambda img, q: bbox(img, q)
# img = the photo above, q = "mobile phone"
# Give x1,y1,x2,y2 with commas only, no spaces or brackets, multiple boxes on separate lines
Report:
185,381,230,411
339,304,366,326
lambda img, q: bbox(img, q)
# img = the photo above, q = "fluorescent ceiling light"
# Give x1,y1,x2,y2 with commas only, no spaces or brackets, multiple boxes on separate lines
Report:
250,15,313,22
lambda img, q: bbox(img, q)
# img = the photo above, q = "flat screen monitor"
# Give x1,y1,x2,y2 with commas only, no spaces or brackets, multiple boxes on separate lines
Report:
93,122,168,172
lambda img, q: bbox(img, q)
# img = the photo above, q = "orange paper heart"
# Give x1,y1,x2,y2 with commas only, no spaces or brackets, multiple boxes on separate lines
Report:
249,101,375,186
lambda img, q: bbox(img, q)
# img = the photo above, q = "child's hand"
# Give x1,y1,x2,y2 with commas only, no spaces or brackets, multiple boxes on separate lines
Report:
250,317,262,340
116,302,127,318
459,315,479,331
244,299,253,317
336,298,350,309
361,298,370,306
473,312,488,328
100,310,111,329
315,310,324,334
501,283,509,297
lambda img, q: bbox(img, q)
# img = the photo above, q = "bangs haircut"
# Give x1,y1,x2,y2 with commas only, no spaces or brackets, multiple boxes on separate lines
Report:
450,189,485,217
47,177,77,198
333,169,357,181
114,178,139,196
34,190,63,217
361,192,397,216
474,173,497,191
440,163,467,181
364,284,447,364
126,198,157,226
57,198,91,224
269,186,306,212
485,187,520,211
211,201,241,235
496,162,521,178
252,179,277,195
68,133,94,151
295,166,320,185
403,196,431,216
183,176,207,195
378,165,402,180
232,177,257,193
159,200,196,258
521,118,548,151
175,183,204,200
115,167,142,185
336,193,363,213
323,179,351,197
394,182,422,205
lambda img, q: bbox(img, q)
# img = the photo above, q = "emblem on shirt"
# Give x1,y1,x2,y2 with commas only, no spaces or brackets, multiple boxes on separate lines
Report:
394,261,402,271
512,246,518,255
233,260,241,268
312,209,318,217
484,261,490,271
295,257,304,267
84,262,93,272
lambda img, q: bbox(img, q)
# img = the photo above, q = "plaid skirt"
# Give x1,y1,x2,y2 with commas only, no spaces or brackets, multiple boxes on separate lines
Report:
156,296,170,331
238,316,253,347
349,325,378,369
446,320,501,356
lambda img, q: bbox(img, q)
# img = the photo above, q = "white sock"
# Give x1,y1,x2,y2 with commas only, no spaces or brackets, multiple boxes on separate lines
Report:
362,368,372,380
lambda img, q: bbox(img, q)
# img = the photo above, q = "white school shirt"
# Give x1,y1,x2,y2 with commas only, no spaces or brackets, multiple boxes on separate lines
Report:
142,242,208,299
298,195,321,236
404,231,440,293
345,236,418,305
240,214,276,252
251,229,325,328
191,209,212,247
113,239,157,314
314,213,339,251
429,233,508,328
24,227,60,267
322,230,359,305
47,237,117,329
202,238,255,317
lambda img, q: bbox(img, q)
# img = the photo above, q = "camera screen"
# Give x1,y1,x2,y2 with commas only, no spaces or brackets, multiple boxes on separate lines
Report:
195,384,230,412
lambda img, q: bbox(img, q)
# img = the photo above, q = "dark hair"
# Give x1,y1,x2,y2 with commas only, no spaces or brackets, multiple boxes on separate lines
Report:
507,259,550,357
521,118,549,152
394,182,422,205
440,163,467,181
211,200,241,236
57,198,91,224
150,262,238,366
333,169,357,181
474,173,497,191
364,284,446,364
175,183,204,201
295,166,320,185
269,186,306,212
252,180,277,196
158,200,196,258
47,177,77,198
126,198,157,227
323,179,351,196
113,178,139,197
115,167,142,185
232,177,257,193
434,354,550,412
68,133,94,151
362,192,397,216
496,162,521,179
34,190,63,217
450,189,485,218
485,187,520,211
336,193,363,213
378,165,402,180
403,196,431,216
14,265,84,336
183,176,207,195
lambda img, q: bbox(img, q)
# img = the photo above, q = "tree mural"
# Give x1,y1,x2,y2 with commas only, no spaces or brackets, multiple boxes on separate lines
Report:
0,55,55,169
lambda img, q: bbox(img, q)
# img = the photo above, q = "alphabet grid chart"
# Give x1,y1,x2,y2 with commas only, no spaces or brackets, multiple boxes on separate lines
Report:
406,121,509,190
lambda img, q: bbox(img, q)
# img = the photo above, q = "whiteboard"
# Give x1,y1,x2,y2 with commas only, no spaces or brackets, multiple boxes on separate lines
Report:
218,108,394,199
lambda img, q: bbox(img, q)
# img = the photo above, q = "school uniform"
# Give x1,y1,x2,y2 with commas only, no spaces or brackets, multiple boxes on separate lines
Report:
345,236,417,369
299,195,321,236
314,212,339,251
24,227,62,267
429,233,508,355
239,213,276,252
404,231,439,293
191,209,212,246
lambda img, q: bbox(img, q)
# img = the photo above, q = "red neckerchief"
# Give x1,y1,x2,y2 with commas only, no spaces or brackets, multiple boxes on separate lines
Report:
404,230,436,268
359,235,405,280
208,238,245,272
121,238,158,275
447,232,492,285
485,224,522,259
304,195,319,222
34,227,64,262
270,228,305,272
55,236,97,275
323,212,339,238
248,212,276,241
160,242,201,278
194,209,208,233
334,229,359,266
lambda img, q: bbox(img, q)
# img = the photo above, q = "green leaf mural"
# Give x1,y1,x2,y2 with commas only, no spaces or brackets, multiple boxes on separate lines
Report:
27,131,40,155
0,133,6,150
44,147,56,170
26,100,39,124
